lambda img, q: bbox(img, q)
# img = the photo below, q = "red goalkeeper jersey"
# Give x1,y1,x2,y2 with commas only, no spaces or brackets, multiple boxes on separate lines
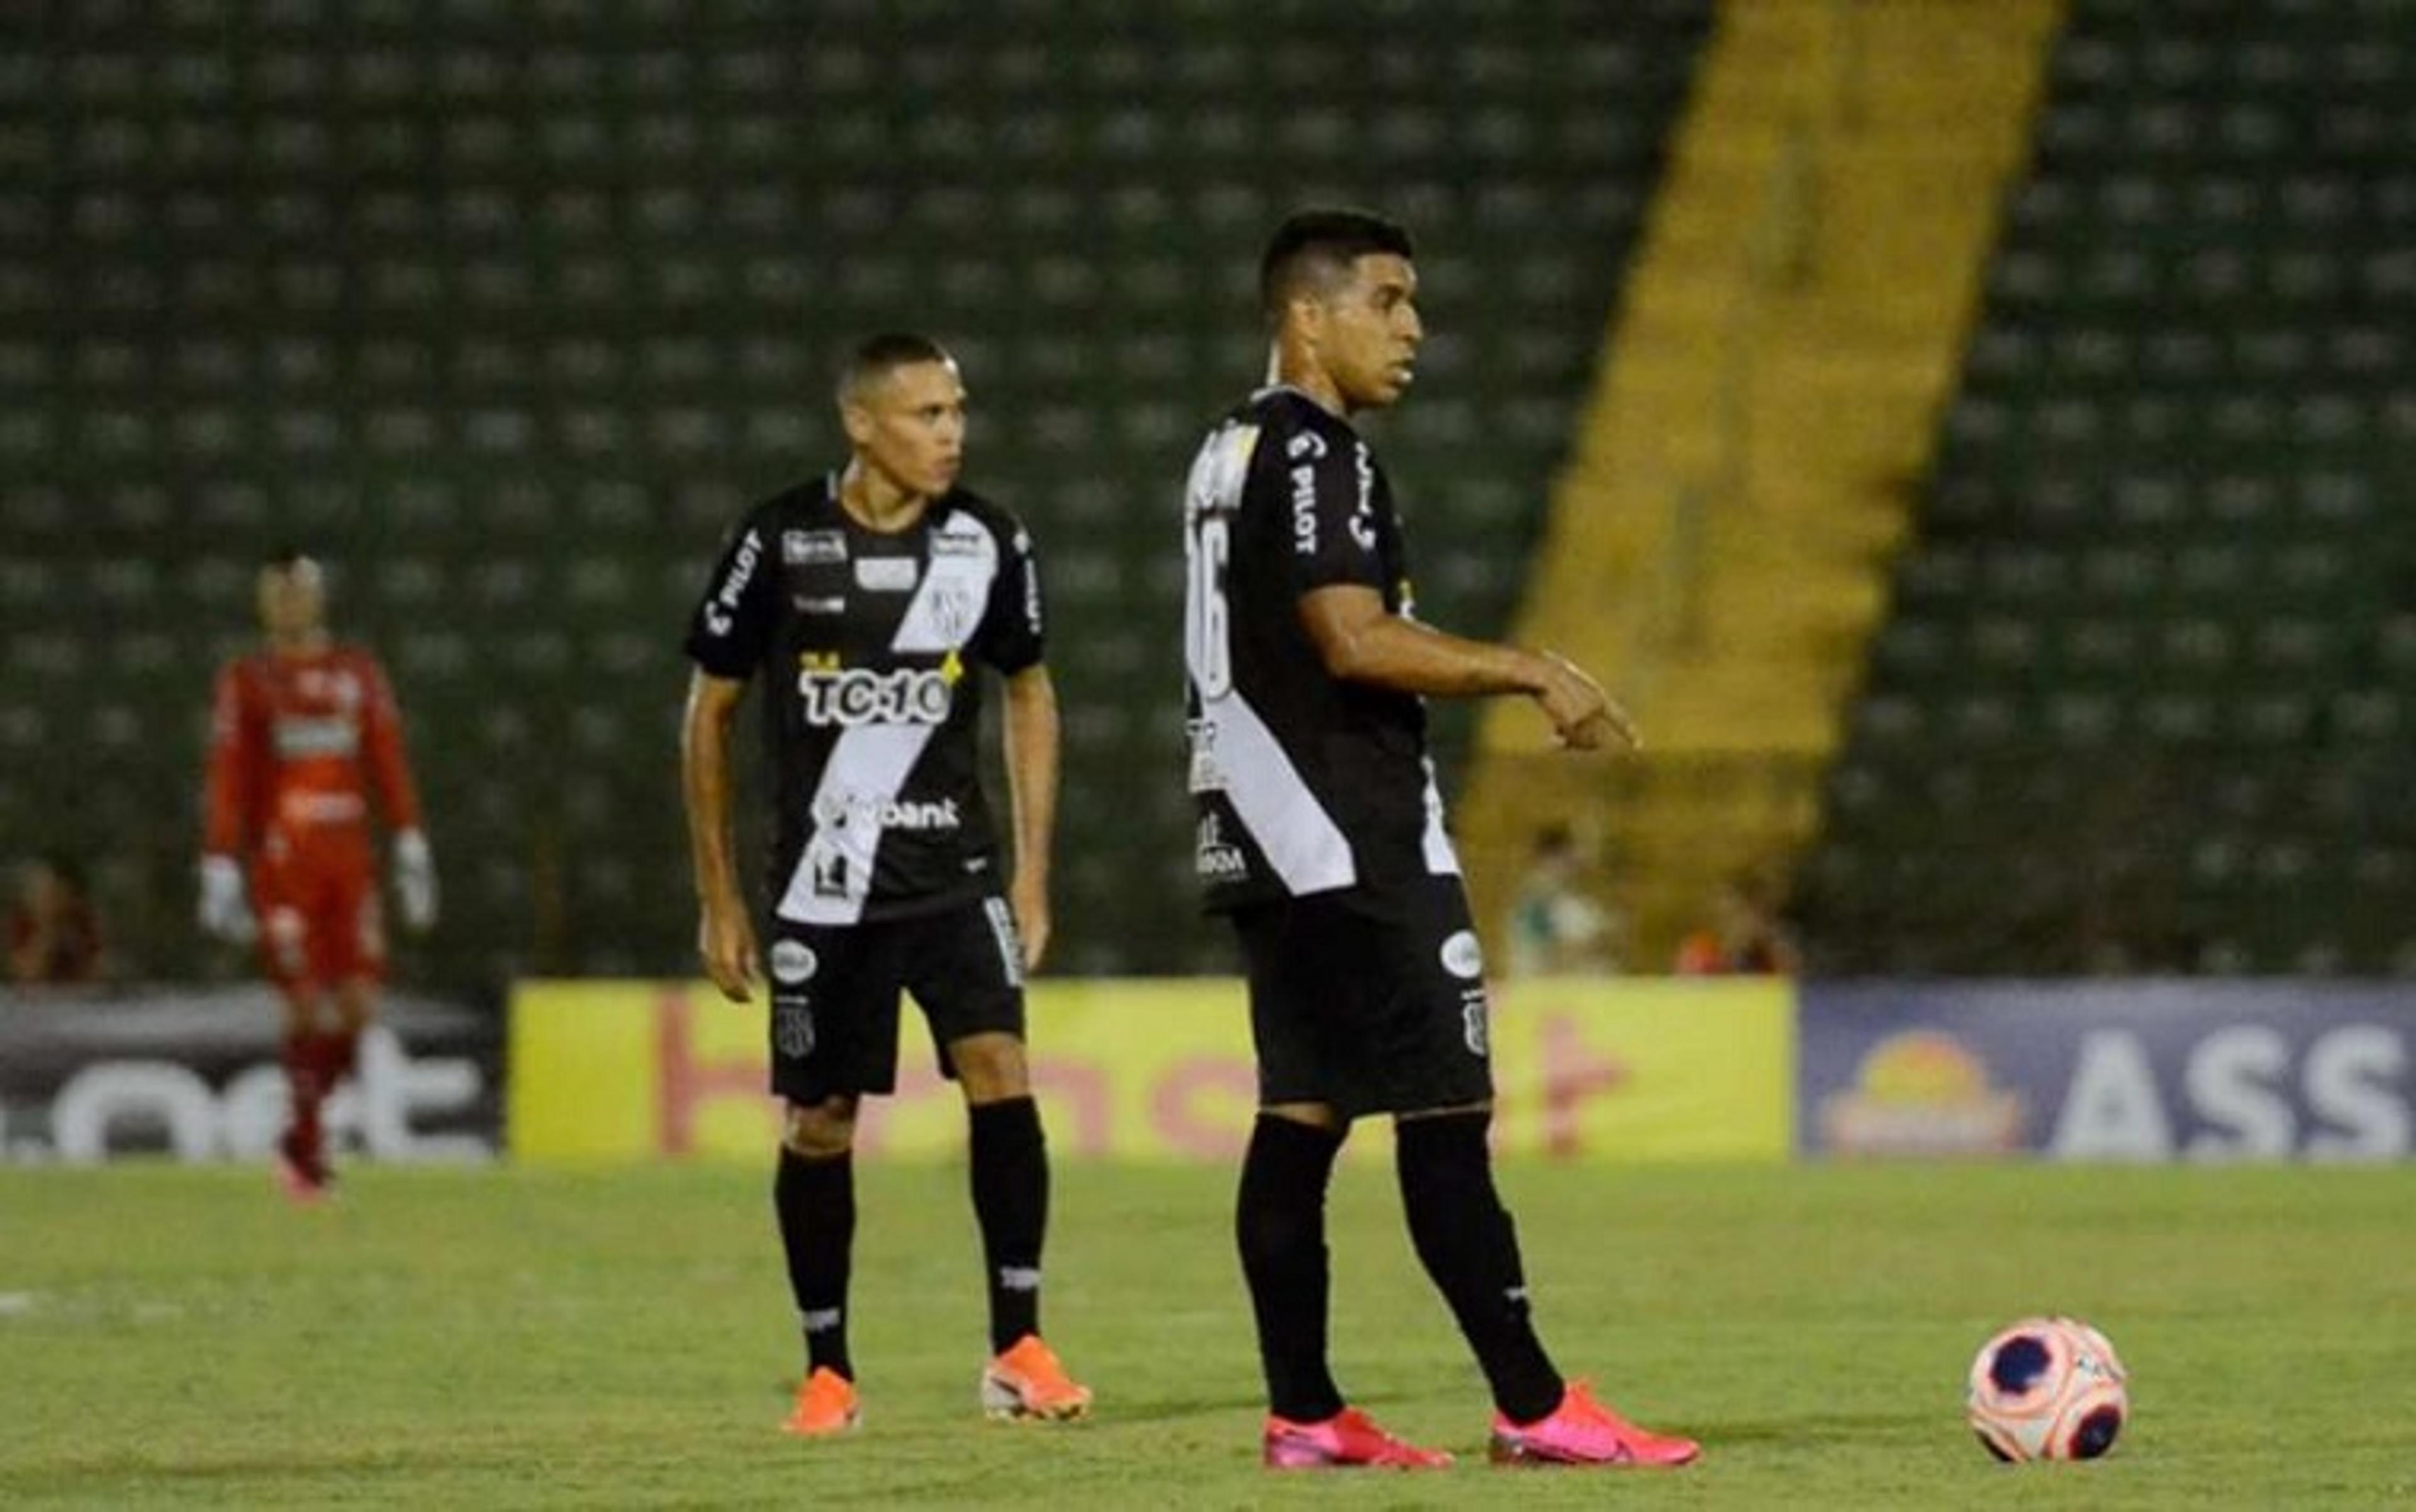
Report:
203,646,422,861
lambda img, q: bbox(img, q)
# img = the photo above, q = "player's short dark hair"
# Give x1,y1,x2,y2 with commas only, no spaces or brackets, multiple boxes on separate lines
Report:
839,332,954,403
264,544,311,571
1260,209,1415,323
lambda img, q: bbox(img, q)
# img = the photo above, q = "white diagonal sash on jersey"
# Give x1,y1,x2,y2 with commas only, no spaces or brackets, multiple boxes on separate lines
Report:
1195,690,1356,894
776,515,1000,926
890,515,998,654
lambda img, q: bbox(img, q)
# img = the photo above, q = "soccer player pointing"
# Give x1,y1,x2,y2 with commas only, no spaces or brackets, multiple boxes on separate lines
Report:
681,333,1090,1436
1182,211,1697,1469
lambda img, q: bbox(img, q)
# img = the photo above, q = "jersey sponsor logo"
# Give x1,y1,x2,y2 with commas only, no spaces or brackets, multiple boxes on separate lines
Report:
783,529,846,565
796,663,956,726
705,528,764,636
278,790,366,826
1184,717,1226,794
769,938,817,985
1350,442,1379,550
930,530,986,558
803,834,858,902
292,667,361,707
772,994,815,1058
1194,812,1248,880
1290,462,1319,556
1460,987,1490,1058
1441,929,1484,980
272,715,360,759
982,895,1026,989
854,556,918,592
792,595,846,615
877,796,961,831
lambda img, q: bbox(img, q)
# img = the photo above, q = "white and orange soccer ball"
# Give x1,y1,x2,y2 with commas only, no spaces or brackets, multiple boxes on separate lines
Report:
1965,1316,2128,1463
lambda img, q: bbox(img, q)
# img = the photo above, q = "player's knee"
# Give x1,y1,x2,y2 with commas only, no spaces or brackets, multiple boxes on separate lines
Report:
1263,1101,1345,1133
278,987,326,1034
782,1097,858,1158
1396,1100,1492,1128
949,1032,1029,1102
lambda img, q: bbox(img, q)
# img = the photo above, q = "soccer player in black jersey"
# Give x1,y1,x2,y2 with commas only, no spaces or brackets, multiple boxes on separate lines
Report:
1182,211,1699,1469
682,333,1091,1436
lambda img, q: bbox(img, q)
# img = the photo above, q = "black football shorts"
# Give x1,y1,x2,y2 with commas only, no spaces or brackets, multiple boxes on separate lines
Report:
762,895,1027,1103
1229,876,1496,1119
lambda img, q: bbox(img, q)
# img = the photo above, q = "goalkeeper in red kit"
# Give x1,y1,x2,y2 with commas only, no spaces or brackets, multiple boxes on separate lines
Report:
199,549,437,1201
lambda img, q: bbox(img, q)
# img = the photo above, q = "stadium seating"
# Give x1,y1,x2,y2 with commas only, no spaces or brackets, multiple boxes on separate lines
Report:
1798,1,2416,975
0,1,1711,983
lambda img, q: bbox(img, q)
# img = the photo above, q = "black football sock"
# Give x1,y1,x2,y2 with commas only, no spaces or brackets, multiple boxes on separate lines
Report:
1395,1111,1565,1424
967,1095,1048,1355
1235,1113,1348,1423
775,1145,856,1380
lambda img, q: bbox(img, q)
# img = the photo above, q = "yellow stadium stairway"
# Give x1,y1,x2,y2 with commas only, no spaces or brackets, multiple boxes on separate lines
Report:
1458,0,2066,968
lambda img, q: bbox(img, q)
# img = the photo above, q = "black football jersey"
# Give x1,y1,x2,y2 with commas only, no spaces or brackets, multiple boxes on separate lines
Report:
685,474,1044,924
1182,387,1460,910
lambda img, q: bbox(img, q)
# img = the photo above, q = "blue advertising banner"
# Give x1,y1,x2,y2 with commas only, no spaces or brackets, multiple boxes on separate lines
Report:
1799,982,2413,1162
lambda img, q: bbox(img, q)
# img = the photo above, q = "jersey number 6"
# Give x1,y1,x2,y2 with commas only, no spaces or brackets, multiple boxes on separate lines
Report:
1186,512,1231,699
1183,421,1256,702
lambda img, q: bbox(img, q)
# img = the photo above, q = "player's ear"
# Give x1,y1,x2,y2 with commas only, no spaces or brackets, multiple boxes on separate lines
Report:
1284,291,1329,350
839,399,875,447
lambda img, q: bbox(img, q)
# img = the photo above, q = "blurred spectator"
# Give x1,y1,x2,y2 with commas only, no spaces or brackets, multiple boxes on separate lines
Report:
6,854,106,985
1506,824,1625,977
1674,873,1800,977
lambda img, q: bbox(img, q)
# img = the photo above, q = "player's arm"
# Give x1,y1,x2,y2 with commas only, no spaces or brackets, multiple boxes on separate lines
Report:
1299,586,1638,751
362,657,437,931
682,669,759,1002
999,663,1059,972
198,664,257,942
971,510,1056,970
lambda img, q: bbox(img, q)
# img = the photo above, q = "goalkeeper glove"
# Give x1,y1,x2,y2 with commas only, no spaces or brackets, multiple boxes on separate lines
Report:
393,828,438,932
198,854,254,944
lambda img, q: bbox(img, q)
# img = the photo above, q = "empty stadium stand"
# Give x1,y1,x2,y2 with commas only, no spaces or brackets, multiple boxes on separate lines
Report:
1799,1,2416,975
0,0,1711,984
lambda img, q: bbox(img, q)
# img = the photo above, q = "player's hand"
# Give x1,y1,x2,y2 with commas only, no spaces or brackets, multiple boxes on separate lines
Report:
198,854,255,944
1533,652,1640,752
1010,870,1051,974
391,828,439,933
698,899,760,1003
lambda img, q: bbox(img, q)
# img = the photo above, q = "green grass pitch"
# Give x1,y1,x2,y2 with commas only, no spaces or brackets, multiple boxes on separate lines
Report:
2,1160,2410,1508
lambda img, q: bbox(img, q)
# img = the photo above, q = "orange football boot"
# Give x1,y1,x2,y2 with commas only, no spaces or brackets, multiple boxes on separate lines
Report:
980,1334,1093,1421
781,1367,861,1436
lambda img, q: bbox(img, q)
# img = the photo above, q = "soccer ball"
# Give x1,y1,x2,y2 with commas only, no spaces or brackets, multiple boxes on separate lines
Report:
1965,1316,2128,1462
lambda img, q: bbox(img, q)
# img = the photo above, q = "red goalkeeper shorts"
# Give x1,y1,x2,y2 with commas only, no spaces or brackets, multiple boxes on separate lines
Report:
252,839,385,992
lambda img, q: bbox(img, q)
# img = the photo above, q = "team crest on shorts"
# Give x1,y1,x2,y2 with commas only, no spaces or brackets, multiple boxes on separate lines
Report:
773,995,815,1058
769,938,818,985
1440,929,1484,980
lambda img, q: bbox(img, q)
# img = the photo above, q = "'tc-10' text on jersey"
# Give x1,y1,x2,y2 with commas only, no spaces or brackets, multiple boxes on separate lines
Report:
795,654,963,727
